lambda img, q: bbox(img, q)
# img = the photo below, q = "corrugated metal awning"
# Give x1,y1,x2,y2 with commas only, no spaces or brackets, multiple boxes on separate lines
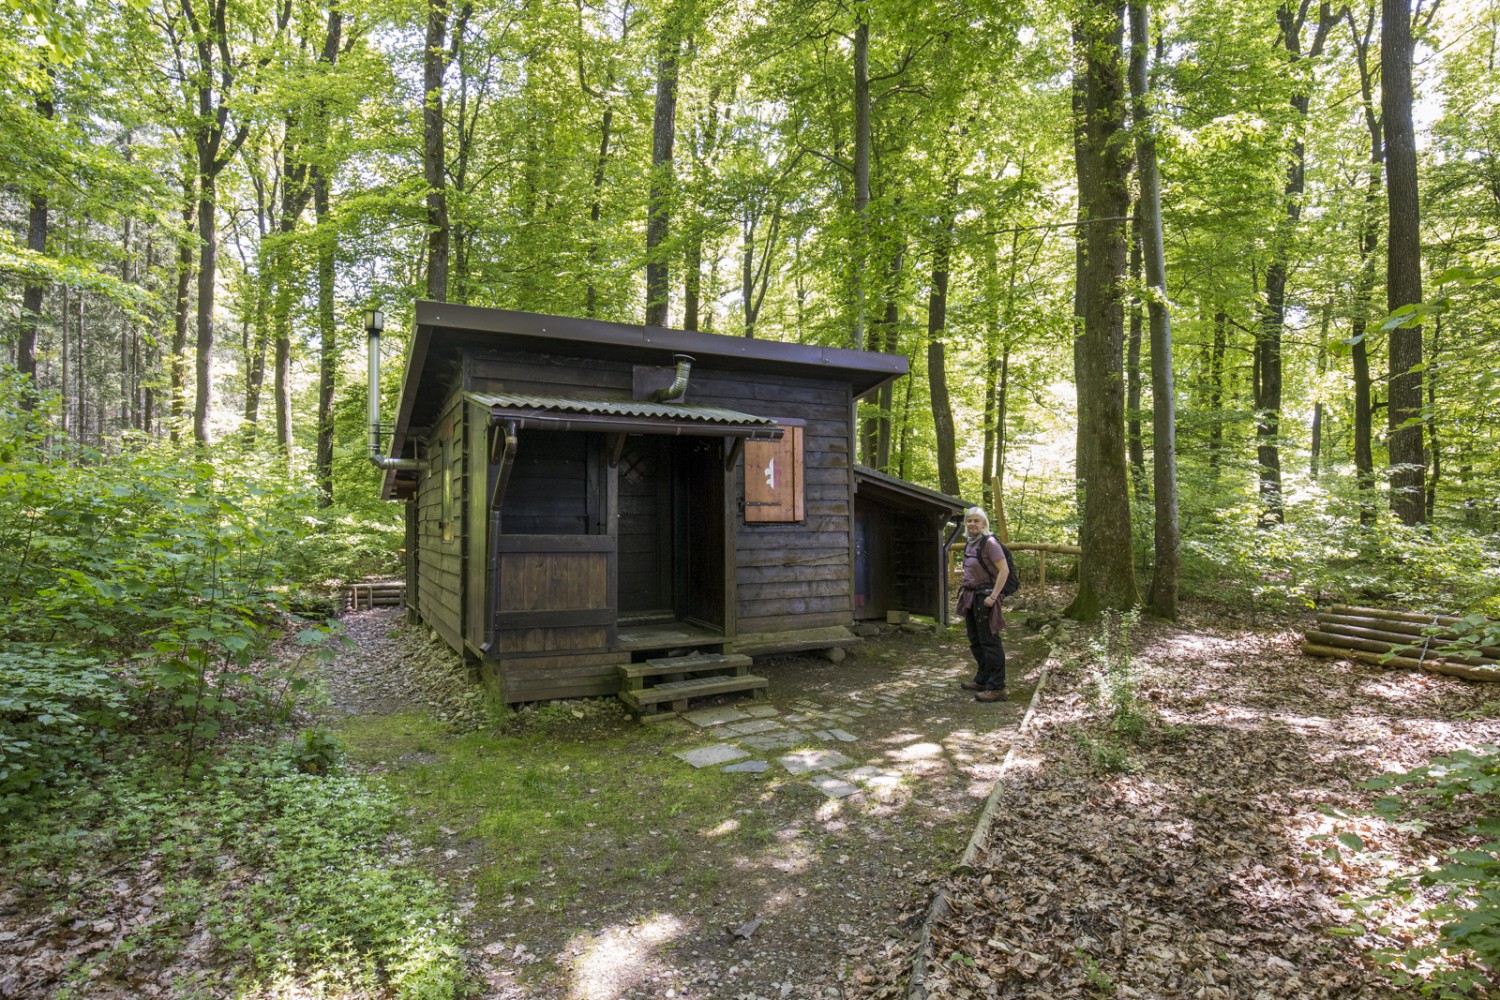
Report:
466,392,784,438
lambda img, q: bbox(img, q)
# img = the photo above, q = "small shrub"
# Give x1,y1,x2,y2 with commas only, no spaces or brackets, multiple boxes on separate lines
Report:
1334,744,1500,995
284,726,346,775
0,645,128,816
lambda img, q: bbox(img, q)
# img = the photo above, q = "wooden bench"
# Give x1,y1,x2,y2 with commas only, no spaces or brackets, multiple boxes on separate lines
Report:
618,653,766,719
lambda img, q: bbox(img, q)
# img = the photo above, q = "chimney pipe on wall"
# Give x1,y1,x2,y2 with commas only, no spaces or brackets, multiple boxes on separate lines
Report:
650,354,694,403
365,308,423,472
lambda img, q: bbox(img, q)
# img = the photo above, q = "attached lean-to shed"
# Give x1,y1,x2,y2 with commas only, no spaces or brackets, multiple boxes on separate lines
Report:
374,301,933,706
851,466,965,624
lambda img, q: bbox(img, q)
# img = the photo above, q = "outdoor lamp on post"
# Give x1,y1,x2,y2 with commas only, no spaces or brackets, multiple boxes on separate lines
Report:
365,307,386,462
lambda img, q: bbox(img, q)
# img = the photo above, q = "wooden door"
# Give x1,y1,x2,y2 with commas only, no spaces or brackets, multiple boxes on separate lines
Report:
617,436,673,618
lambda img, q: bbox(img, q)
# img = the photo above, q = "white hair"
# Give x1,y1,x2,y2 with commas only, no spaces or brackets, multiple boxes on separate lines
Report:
964,506,989,528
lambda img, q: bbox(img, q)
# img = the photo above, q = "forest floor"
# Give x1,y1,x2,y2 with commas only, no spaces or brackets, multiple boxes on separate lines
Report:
320,607,1052,1000
320,596,1500,999
909,602,1500,1000
3,596,1495,999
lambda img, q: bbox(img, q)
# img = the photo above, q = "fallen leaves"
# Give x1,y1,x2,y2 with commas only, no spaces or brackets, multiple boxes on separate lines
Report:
908,606,1500,999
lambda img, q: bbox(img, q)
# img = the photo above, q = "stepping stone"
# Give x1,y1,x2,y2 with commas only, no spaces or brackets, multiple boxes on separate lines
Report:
783,713,811,724
723,760,771,774
842,766,901,789
724,718,784,736
807,775,860,798
828,729,858,742
743,705,780,718
743,730,812,752
682,706,750,727
676,743,750,768
813,730,834,741
777,748,855,775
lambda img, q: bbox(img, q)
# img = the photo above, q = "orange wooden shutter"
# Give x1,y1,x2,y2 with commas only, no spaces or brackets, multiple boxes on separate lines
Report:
744,426,803,522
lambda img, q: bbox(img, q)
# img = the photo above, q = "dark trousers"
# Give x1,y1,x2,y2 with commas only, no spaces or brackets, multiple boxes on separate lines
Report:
965,602,1006,691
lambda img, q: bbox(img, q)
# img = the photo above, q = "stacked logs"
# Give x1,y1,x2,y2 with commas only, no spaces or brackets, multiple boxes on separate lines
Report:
1302,605,1500,682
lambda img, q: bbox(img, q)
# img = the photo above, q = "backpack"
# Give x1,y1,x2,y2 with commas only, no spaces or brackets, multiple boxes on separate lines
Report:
974,534,1020,598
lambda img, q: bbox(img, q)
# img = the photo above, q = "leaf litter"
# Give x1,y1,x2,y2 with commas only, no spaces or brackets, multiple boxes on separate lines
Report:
901,604,1500,1000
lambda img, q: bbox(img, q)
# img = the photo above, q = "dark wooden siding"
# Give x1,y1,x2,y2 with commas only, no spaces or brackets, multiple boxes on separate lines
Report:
690,370,854,635
469,354,632,397
464,400,490,653
415,396,466,653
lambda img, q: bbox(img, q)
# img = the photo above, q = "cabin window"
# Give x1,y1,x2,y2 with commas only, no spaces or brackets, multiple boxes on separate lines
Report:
744,424,804,523
501,430,601,534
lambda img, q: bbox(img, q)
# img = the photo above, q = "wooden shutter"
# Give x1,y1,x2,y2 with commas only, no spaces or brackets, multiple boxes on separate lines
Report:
744,425,804,523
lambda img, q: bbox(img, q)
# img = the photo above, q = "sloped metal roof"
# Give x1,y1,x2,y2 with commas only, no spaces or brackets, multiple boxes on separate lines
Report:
853,465,966,513
467,392,780,427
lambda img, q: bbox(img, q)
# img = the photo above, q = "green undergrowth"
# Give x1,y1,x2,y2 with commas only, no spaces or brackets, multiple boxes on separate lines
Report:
3,738,468,999
337,706,807,922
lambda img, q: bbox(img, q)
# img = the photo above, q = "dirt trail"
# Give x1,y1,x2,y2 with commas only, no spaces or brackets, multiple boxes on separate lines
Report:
324,608,1051,999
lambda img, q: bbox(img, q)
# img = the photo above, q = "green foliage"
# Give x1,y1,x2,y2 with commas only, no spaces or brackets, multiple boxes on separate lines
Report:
1078,609,1157,773
1171,475,1500,615
283,724,346,775
1334,744,1500,996
0,383,364,788
0,644,127,812
6,747,466,998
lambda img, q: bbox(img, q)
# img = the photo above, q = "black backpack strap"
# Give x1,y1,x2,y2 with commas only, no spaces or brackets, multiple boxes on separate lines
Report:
973,533,1000,583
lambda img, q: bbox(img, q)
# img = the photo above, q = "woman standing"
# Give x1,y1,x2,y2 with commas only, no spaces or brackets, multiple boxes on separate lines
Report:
956,506,1008,702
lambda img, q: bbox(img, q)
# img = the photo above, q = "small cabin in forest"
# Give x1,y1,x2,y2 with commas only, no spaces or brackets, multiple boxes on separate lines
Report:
378,301,962,705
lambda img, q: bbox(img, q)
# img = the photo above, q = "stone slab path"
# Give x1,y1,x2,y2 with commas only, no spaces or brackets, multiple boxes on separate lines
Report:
669,649,1008,799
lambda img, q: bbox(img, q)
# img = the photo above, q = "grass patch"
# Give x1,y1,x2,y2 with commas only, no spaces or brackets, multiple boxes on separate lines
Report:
337,708,771,925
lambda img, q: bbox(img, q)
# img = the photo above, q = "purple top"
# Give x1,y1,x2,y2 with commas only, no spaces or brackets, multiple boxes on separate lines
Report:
957,534,1006,635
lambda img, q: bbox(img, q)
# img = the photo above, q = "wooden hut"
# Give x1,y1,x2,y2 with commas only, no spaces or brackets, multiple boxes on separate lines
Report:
377,301,937,706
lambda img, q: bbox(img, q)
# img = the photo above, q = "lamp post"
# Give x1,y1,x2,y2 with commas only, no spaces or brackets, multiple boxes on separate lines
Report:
365,308,385,461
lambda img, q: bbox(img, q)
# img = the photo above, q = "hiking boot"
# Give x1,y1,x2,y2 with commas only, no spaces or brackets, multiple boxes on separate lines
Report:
974,689,1008,703
960,680,981,691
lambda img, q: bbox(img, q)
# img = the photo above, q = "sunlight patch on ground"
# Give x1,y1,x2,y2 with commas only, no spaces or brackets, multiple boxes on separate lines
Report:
891,740,944,761
567,914,687,1000
703,817,740,838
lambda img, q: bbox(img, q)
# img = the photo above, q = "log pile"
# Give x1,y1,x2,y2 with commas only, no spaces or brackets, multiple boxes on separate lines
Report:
346,580,407,611
1302,605,1500,682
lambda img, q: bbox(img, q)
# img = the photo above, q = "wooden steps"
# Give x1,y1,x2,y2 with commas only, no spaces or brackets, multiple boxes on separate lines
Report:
618,653,767,719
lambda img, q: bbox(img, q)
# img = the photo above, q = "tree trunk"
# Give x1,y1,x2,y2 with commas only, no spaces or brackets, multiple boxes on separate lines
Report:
1126,203,1146,500
1310,301,1329,477
192,162,218,445
1066,2,1139,621
927,183,960,497
1257,2,1335,521
1347,4,1382,524
645,2,681,327
1130,0,1178,620
851,10,870,349
314,170,336,507
171,174,195,445
1426,312,1441,520
862,244,902,467
425,0,469,302
1383,0,1425,525
17,99,53,409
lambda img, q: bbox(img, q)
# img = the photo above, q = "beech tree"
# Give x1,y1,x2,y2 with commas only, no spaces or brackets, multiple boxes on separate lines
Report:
1067,0,1139,620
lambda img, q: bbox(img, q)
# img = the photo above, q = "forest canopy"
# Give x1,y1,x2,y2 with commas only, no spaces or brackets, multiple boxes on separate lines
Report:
1,0,1497,610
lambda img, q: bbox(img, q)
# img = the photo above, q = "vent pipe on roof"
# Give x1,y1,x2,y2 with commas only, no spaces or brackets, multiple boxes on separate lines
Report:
650,354,694,402
365,308,423,472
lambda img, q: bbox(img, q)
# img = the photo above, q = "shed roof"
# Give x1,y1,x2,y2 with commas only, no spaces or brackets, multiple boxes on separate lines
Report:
852,465,966,515
382,302,910,497
467,391,784,438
